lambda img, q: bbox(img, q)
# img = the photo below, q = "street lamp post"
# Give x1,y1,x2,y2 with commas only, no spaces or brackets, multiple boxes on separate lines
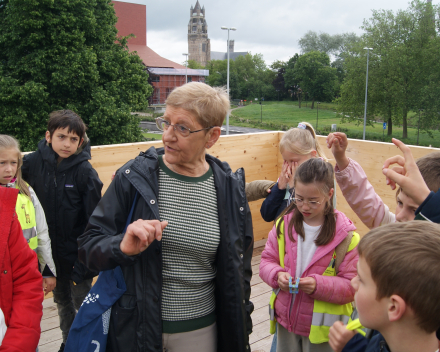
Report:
363,47,373,140
221,26,236,135
182,53,188,84
316,102,321,131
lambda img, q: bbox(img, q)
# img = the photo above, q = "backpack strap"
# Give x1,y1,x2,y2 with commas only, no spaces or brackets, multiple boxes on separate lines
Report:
334,231,360,274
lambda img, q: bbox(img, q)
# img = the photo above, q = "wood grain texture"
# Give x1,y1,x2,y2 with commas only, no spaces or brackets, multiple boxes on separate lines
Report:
87,133,440,242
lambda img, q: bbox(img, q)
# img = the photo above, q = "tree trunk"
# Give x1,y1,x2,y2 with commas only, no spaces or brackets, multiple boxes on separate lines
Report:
387,115,392,136
402,108,408,139
311,98,315,109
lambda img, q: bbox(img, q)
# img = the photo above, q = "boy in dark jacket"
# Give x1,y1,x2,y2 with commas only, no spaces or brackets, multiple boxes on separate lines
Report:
22,110,103,352
353,221,440,352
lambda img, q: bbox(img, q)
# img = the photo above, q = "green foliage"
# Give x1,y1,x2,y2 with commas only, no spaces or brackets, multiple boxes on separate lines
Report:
187,59,205,69
292,51,338,107
205,53,279,101
338,0,440,138
0,0,153,150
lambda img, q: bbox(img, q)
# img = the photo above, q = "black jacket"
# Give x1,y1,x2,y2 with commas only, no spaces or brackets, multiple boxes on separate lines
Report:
78,147,254,352
22,138,103,280
365,332,390,352
260,182,289,222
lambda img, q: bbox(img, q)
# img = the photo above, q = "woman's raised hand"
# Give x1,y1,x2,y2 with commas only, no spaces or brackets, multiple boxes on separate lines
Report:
120,219,168,256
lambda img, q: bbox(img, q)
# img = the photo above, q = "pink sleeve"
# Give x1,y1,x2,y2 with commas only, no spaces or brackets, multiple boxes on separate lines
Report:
335,158,395,229
309,247,358,305
259,224,286,289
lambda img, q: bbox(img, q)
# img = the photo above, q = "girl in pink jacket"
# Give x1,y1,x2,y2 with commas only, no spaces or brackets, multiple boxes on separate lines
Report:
260,158,359,352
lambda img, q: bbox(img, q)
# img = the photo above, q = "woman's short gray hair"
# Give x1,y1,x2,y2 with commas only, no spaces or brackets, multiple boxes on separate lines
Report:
165,82,230,128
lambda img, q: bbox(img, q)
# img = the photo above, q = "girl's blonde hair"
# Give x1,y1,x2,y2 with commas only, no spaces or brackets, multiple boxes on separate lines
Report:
279,122,327,161
0,135,31,199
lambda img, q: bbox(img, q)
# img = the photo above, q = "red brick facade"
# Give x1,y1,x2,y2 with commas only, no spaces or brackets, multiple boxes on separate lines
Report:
112,1,146,45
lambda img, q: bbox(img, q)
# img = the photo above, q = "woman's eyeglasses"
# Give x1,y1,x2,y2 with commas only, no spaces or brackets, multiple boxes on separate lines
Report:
155,117,214,137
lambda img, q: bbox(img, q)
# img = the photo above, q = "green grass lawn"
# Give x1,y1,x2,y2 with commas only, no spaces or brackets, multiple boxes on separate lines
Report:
230,101,440,148
142,132,162,141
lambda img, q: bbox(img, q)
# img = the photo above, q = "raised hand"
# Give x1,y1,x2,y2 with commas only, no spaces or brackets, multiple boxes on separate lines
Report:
382,138,430,206
120,219,168,256
327,132,349,170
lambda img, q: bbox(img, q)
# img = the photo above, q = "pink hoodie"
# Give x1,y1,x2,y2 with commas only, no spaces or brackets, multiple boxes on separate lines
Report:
259,210,358,336
335,158,395,229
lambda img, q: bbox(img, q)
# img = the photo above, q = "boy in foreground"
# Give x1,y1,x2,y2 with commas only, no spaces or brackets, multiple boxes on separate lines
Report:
22,110,102,352
353,221,440,352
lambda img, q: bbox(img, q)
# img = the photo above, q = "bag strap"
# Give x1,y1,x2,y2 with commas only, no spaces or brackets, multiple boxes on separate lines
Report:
334,231,354,274
125,191,139,232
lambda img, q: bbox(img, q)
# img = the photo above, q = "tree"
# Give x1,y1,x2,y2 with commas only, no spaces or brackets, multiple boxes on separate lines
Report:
0,0,153,151
292,51,338,109
338,0,440,138
187,59,205,69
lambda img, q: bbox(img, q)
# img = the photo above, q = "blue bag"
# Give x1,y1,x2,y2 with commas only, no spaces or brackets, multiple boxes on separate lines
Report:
65,192,138,352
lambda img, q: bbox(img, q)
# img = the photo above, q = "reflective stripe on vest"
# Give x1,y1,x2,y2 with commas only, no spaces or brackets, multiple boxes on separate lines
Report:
15,190,37,249
309,232,360,344
268,218,285,334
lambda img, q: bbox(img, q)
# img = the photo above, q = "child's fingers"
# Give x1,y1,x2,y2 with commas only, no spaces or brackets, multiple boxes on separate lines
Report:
383,168,406,189
383,155,405,170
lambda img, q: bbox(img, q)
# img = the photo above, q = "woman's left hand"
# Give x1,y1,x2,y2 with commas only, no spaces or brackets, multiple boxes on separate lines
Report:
299,277,316,294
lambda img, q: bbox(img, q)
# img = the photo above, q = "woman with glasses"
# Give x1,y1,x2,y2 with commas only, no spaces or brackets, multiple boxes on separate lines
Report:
78,82,254,352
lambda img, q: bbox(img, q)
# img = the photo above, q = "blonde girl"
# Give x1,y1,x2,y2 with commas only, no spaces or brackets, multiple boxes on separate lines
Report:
0,135,57,294
260,122,334,222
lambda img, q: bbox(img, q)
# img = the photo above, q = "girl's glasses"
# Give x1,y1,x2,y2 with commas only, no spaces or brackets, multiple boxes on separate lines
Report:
291,198,323,208
156,117,214,137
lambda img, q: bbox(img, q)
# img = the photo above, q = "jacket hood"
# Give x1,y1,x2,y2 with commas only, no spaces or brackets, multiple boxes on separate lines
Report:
37,137,91,173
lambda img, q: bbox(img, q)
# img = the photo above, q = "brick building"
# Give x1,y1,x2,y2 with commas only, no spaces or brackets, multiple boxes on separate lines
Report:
112,1,208,104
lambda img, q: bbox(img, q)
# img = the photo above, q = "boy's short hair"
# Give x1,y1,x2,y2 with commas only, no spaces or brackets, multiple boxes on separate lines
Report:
416,151,440,192
47,110,87,141
358,221,440,333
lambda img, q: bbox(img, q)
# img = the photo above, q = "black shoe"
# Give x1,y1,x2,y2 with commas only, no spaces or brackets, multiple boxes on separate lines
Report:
58,342,65,352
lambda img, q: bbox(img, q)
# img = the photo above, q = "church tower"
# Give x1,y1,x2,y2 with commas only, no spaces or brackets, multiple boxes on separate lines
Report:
188,1,210,67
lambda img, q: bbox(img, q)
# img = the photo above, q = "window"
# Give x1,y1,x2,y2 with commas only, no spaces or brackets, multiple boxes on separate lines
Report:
166,88,172,98
151,75,160,82
193,18,197,23
202,43,206,52
187,77,192,83
192,26,196,32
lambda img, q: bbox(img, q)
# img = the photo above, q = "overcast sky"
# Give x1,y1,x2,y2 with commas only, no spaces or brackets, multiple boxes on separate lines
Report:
118,0,434,66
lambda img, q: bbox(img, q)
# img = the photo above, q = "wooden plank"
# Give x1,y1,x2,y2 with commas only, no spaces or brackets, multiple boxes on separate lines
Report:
251,255,261,266
249,320,271,344
41,315,60,332
251,334,273,352
38,327,62,347
251,291,272,311
250,273,263,287
39,337,63,352
250,282,272,297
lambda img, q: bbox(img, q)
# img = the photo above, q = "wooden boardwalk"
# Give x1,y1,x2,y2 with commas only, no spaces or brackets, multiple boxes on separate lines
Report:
39,240,274,352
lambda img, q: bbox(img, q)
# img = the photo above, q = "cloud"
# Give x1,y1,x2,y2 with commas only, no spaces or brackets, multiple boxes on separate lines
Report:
117,0,433,65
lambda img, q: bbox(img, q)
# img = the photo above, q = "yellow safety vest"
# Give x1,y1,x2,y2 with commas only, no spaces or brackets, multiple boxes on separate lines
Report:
268,218,360,344
15,188,38,250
